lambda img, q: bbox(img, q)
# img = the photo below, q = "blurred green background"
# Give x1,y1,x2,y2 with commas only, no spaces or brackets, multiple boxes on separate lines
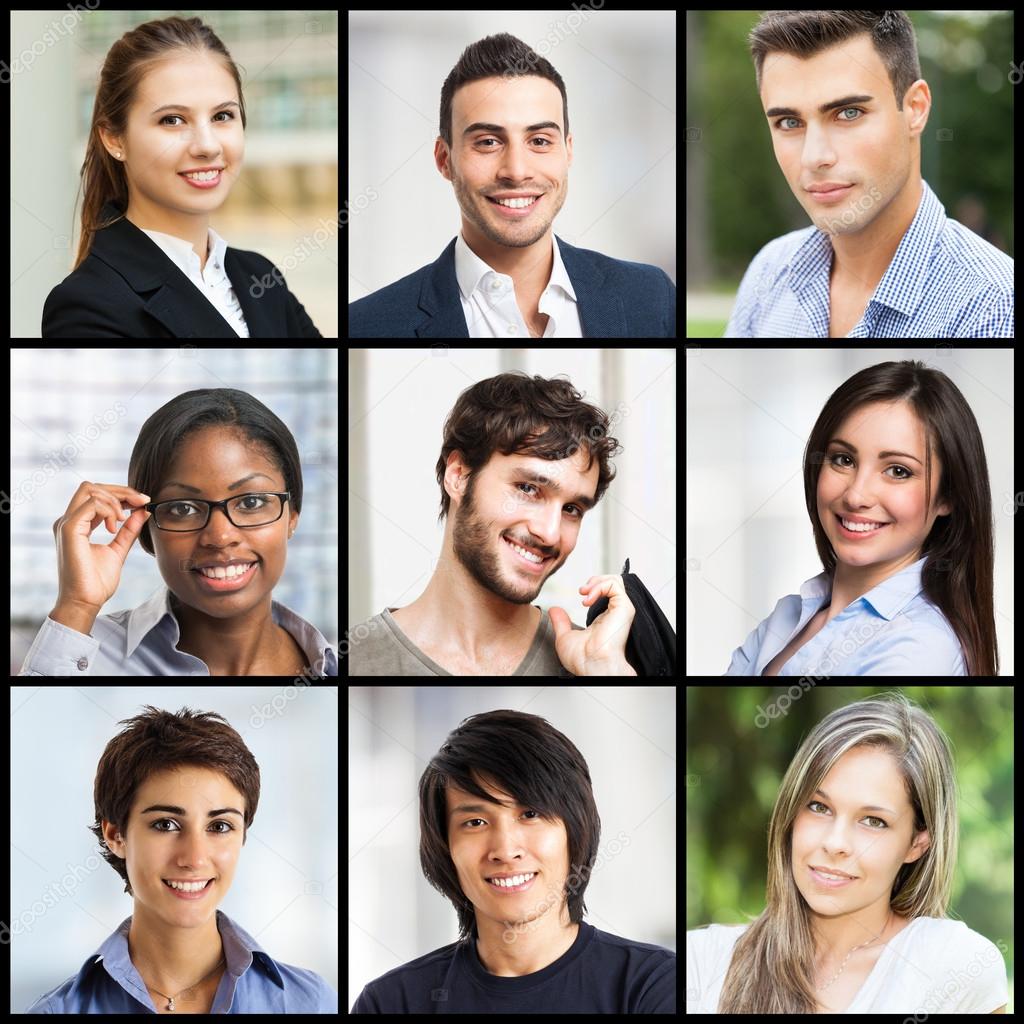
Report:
686,685,1014,1011
685,10,1015,338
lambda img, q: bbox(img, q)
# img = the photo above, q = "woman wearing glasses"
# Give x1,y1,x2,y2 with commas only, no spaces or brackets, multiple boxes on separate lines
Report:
19,388,337,677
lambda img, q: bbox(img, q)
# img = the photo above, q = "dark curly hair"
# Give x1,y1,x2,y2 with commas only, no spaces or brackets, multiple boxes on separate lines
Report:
435,372,622,522
88,706,260,894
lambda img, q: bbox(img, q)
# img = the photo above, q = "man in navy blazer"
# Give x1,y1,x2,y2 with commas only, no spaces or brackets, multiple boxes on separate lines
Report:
348,33,676,339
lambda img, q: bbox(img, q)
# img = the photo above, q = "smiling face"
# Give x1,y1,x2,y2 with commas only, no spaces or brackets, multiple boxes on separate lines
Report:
103,767,245,928
759,33,929,235
437,75,572,250
816,400,950,570
447,451,598,605
791,746,929,918
446,777,572,930
103,53,244,214
150,426,297,618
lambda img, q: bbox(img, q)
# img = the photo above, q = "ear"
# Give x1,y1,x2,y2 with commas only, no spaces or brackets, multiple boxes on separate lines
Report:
444,451,469,509
904,827,930,864
102,820,127,859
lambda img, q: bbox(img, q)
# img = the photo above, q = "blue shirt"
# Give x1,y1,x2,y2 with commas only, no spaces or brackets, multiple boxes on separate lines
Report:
725,557,966,676
26,910,337,1014
18,587,337,677
351,921,676,1013
725,181,1013,337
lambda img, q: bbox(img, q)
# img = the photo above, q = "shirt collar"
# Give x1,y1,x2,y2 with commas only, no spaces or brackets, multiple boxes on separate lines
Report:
454,232,578,302
84,910,284,1008
125,586,337,676
140,225,230,278
785,180,944,316
799,556,929,621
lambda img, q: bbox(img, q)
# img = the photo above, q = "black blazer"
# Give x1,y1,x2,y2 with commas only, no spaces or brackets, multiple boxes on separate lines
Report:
42,210,324,338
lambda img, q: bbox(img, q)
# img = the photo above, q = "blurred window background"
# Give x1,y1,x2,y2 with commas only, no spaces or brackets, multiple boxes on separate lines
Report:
10,347,338,674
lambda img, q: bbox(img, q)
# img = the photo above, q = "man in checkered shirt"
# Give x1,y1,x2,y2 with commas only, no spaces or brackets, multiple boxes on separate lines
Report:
724,11,1013,339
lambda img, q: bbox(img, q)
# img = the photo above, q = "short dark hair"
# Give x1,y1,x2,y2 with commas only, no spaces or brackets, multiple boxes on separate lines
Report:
418,710,601,941
89,706,261,894
439,32,570,148
435,372,621,522
127,388,303,555
749,10,921,110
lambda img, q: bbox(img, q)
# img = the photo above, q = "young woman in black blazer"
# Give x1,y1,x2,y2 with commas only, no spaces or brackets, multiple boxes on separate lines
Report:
42,16,324,339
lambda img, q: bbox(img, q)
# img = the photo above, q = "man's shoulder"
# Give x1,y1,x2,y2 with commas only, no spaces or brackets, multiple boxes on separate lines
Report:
742,225,818,280
558,237,675,291
938,216,1014,294
351,938,462,1012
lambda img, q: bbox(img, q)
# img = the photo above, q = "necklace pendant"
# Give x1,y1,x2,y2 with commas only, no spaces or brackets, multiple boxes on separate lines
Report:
167,997,175,1011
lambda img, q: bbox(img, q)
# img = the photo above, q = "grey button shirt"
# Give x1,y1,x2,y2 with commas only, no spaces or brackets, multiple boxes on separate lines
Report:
18,587,337,677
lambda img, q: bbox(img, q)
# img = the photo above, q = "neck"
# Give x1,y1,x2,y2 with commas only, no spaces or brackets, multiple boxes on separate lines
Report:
474,910,578,977
125,195,211,272
403,548,539,661
826,550,921,623
813,903,893,965
461,226,553,295
829,177,922,293
173,593,288,674
128,904,224,998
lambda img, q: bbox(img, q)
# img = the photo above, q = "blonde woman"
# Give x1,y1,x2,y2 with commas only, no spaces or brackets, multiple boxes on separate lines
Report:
687,693,1008,1013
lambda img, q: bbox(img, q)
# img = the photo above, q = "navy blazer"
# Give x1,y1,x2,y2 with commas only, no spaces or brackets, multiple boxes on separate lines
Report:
42,209,323,339
348,236,676,338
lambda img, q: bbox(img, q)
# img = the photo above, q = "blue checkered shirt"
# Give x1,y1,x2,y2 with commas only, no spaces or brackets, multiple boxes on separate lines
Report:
725,181,1013,337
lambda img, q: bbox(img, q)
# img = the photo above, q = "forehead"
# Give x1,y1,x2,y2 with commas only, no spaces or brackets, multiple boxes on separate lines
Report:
491,451,598,491
820,747,907,805
834,401,927,451
760,33,890,109
132,766,244,806
136,54,238,110
163,427,282,481
452,75,564,133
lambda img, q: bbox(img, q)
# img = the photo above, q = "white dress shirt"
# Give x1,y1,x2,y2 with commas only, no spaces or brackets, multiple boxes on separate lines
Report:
141,225,250,338
455,233,583,338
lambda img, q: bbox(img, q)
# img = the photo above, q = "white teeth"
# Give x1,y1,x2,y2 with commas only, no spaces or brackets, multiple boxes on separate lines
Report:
505,538,543,563
840,518,887,532
493,196,538,208
488,872,535,888
165,879,210,891
199,562,254,579
184,170,219,181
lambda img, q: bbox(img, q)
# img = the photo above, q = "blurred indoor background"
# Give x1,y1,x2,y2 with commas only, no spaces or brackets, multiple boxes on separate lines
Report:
11,10,338,338
349,685,676,1011
9,347,338,675
10,685,338,1013
348,347,676,636
348,10,676,304
686,347,1014,676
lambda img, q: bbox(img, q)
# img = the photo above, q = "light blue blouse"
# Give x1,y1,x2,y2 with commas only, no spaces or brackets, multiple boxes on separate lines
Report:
725,557,967,676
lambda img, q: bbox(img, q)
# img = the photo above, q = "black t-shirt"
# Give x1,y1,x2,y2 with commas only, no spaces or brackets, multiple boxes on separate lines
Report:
351,922,676,1013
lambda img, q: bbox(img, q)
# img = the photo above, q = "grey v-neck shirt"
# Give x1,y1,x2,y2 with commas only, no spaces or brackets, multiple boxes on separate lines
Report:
348,607,577,676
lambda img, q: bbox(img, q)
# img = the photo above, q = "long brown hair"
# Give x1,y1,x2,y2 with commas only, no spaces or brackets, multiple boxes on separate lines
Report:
802,360,997,676
74,16,247,270
717,693,958,1013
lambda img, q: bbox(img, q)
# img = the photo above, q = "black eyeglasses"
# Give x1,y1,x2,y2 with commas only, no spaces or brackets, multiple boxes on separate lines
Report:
145,491,291,532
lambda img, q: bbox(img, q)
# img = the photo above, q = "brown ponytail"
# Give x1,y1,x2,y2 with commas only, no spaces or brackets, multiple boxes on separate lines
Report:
73,16,247,270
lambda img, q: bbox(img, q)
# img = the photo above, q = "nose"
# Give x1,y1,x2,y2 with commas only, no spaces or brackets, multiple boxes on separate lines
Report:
800,121,838,175
487,819,527,862
496,141,534,187
196,505,245,544
188,121,223,160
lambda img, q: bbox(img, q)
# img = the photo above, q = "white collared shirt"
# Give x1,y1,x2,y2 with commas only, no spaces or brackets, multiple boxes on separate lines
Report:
141,225,250,338
455,233,583,338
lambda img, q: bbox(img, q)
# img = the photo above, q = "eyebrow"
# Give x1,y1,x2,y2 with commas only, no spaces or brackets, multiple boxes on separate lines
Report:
765,94,874,119
514,469,596,511
462,121,562,136
827,438,922,466
140,805,244,817
161,472,276,494
151,100,240,116
813,789,895,815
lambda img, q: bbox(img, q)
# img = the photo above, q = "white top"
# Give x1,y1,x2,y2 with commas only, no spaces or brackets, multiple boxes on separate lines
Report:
142,225,251,338
686,917,1008,1014
455,233,583,338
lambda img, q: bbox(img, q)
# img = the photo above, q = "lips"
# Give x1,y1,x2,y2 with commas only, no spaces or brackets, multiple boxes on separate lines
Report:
809,864,857,879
